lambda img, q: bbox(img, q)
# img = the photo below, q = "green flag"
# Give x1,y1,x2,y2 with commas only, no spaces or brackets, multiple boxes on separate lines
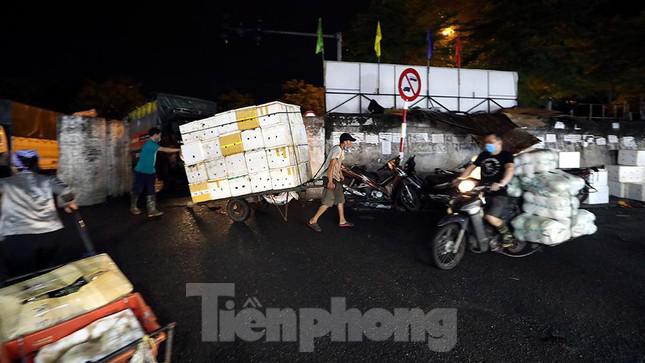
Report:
315,18,324,55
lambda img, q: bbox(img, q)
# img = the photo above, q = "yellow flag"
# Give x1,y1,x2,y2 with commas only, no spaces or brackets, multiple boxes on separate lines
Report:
374,21,382,60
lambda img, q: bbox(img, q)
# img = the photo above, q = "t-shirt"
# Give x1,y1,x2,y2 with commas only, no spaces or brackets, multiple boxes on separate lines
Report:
135,140,161,174
0,172,74,237
474,150,514,195
316,145,345,181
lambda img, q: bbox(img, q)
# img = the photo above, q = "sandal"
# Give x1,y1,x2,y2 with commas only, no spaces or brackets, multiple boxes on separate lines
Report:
338,222,355,228
307,222,322,232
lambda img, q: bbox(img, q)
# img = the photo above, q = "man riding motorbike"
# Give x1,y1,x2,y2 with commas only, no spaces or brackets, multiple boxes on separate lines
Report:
453,133,515,248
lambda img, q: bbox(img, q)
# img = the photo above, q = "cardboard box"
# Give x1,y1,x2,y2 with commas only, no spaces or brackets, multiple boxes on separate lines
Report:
0,254,133,341
618,150,645,166
219,132,244,157
584,185,609,204
245,149,269,174
558,152,580,169
607,165,645,183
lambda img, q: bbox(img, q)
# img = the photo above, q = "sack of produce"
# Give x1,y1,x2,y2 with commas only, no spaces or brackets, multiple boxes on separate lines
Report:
511,213,571,245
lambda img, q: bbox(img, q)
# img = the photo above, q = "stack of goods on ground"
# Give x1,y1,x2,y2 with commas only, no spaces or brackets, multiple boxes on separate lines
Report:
57,116,131,206
180,101,311,203
0,254,164,363
509,149,597,245
608,150,645,202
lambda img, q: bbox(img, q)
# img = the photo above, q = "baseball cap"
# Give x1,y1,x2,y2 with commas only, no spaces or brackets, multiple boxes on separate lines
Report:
339,133,357,143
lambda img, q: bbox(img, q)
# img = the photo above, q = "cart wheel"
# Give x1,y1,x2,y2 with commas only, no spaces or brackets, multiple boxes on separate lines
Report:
227,198,251,223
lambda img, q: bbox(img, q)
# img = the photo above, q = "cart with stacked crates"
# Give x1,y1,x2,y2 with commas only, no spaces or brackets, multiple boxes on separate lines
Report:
179,101,316,222
0,215,176,363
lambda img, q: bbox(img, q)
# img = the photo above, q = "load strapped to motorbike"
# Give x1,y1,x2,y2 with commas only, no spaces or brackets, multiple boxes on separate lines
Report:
431,149,598,270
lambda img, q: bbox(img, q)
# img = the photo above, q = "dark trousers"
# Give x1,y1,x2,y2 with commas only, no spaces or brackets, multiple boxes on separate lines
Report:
132,172,156,196
0,229,73,279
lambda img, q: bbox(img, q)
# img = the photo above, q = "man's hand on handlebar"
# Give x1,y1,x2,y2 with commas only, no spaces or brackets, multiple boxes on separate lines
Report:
490,182,503,192
64,201,79,214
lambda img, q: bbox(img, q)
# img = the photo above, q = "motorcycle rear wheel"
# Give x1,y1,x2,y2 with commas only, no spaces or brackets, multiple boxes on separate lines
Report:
431,223,466,270
398,184,421,211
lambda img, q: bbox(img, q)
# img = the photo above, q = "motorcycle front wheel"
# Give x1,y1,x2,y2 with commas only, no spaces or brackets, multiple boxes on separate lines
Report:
398,184,422,211
431,223,466,270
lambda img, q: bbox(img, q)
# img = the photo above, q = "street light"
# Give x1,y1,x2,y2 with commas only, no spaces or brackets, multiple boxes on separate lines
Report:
441,26,455,37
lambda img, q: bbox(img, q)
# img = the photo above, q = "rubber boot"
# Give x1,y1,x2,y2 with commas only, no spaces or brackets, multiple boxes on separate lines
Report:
496,223,514,248
130,194,142,215
146,195,164,217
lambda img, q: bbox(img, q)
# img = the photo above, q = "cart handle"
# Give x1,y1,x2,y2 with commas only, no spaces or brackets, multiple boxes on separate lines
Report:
87,322,176,363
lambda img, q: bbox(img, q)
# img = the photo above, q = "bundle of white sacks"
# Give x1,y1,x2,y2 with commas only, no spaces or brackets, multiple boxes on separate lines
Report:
507,149,597,245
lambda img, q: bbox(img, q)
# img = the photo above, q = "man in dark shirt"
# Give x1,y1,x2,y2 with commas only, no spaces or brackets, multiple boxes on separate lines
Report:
454,133,515,247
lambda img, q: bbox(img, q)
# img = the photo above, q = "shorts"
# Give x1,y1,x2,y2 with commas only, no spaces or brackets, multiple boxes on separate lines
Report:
485,195,511,219
321,177,345,207
132,172,156,196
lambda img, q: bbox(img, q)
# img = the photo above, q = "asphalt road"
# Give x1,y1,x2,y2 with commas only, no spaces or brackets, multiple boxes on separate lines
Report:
24,197,645,362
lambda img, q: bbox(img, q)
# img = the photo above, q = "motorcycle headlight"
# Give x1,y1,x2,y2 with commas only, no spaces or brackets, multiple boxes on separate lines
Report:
458,179,477,193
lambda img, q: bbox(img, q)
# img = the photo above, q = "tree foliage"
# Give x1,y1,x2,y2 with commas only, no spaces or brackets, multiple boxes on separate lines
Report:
281,80,325,116
74,79,145,119
218,90,256,111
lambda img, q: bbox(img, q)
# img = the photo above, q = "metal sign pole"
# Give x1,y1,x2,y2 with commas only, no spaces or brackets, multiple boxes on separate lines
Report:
399,101,408,158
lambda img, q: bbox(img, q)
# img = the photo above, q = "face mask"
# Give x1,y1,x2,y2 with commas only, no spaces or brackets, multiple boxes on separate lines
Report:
485,143,496,153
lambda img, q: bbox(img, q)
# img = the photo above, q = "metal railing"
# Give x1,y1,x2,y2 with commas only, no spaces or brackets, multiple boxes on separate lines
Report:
325,92,515,115
568,102,632,120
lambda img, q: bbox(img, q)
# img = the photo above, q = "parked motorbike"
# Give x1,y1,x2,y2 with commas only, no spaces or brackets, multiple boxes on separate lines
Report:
430,178,541,270
342,156,422,211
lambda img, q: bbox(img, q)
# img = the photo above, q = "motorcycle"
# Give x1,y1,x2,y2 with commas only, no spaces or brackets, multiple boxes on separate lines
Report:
342,155,422,211
430,178,541,270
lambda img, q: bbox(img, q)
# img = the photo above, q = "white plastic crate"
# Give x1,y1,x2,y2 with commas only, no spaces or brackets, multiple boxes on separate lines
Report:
249,172,273,193
245,149,269,174
259,113,287,128
626,183,645,202
584,185,609,204
179,121,200,134
186,163,208,184
558,152,580,169
205,158,227,180
263,124,294,148
588,169,608,187
200,125,219,141
609,181,627,198
607,165,645,183
618,150,645,166
241,128,264,151
298,162,312,183
181,131,200,144
202,138,223,160
181,143,205,166
295,145,310,163
209,179,231,200
229,175,252,197
225,153,248,177
213,112,235,127
270,166,301,190
267,146,298,169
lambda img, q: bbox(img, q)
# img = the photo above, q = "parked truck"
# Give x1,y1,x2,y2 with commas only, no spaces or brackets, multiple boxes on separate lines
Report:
0,100,61,175
127,93,217,192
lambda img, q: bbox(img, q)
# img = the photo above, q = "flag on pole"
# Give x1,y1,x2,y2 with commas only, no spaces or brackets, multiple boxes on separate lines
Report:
374,21,382,60
426,31,433,60
315,18,324,55
455,36,462,68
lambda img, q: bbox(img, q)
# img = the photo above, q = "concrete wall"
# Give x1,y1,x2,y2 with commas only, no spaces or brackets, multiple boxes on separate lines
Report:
305,114,645,175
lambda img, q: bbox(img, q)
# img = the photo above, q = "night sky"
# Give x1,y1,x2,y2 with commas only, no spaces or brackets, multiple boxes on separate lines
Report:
0,1,369,111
